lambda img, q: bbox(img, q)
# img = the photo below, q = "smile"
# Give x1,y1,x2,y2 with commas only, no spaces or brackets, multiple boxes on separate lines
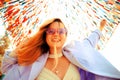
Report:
52,38,60,42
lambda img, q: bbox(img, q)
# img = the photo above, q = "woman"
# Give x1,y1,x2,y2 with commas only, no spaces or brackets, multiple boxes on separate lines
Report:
1,18,120,80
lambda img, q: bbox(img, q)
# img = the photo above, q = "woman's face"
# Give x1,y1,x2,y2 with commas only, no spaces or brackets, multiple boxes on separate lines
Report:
46,21,67,49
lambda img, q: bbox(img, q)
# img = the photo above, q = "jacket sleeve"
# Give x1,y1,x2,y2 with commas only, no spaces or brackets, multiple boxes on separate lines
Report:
1,50,32,80
1,50,17,74
83,29,103,48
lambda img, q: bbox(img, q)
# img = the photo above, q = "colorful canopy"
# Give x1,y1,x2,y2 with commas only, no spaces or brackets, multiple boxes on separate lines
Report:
0,0,120,50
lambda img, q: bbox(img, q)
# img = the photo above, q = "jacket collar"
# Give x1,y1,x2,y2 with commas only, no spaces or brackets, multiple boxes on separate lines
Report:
28,53,49,80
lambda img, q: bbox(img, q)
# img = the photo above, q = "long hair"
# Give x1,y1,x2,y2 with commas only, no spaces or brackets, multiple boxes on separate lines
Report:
16,18,63,66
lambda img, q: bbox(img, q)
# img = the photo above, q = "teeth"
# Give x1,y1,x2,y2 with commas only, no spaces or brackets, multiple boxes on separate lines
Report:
52,39,60,42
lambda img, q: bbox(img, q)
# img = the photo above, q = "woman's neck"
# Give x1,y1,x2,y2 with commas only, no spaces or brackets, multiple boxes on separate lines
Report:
49,48,62,55
48,53,63,58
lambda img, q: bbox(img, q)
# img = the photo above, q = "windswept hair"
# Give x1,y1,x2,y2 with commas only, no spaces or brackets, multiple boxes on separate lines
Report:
16,18,63,66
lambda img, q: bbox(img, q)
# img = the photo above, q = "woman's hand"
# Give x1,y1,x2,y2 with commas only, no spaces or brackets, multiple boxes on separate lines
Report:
99,19,107,31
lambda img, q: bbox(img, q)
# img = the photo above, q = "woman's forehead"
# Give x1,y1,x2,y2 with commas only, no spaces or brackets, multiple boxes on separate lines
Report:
49,21,65,28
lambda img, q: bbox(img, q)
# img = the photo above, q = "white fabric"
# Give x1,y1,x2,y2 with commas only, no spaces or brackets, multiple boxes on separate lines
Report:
36,64,80,80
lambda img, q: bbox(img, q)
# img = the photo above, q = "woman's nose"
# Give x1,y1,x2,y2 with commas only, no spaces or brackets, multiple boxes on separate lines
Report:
54,31,59,35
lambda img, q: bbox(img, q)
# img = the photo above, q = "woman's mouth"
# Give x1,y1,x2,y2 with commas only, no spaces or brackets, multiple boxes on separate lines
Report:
52,38,60,42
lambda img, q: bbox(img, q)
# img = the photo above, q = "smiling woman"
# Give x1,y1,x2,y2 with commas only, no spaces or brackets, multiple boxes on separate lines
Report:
0,0,120,80
1,18,120,80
